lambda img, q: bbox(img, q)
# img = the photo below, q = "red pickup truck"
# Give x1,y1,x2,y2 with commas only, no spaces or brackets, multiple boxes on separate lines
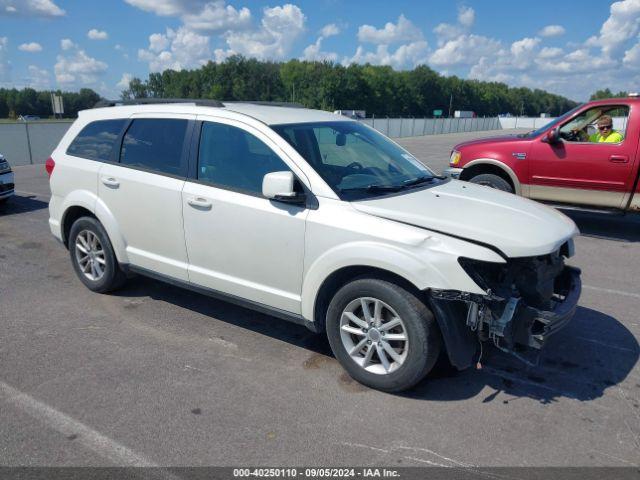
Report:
444,96,640,213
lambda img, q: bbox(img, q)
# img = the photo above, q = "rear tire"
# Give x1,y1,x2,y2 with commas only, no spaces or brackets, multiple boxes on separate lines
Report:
68,216,126,293
468,173,513,193
326,278,441,392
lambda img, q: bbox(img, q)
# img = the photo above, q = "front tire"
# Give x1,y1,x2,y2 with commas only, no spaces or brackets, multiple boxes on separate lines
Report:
326,278,441,392
468,173,513,193
68,216,126,293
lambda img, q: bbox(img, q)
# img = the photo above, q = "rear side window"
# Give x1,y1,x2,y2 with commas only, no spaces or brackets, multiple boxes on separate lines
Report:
120,119,188,176
66,119,126,161
197,122,290,195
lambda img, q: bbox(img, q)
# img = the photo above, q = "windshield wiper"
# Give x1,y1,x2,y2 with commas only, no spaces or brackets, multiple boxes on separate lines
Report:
341,175,445,194
402,175,446,187
340,184,404,193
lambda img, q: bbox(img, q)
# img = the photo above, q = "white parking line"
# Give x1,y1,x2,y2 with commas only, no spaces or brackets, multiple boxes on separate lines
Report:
0,380,158,467
583,284,640,300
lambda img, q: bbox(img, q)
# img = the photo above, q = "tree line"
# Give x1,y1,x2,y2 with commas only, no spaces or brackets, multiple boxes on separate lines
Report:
9,56,627,119
122,56,578,117
0,88,101,119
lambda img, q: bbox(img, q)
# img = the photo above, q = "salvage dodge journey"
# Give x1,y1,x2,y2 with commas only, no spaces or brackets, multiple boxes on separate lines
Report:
47,99,582,392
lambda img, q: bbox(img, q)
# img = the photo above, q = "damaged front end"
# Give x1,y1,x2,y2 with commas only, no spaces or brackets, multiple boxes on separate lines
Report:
429,244,581,369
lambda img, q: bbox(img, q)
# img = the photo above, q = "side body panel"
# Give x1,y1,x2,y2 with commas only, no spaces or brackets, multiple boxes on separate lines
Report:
300,198,506,322
182,115,310,314
96,112,195,281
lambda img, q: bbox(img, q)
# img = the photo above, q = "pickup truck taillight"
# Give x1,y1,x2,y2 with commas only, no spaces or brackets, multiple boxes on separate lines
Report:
45,157,55,177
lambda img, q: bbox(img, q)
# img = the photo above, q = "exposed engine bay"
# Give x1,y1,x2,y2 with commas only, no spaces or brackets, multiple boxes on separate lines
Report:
429,243,582,369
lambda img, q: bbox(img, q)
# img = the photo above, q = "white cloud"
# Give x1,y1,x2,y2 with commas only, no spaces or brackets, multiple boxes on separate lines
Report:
433,6,475,46
117,73,133,89
320,23,340,38
27,64,50,89
148,32,170,53
510,37,541,69
458,6,475,28
60,38,75,50
19,42,42,52
302,23,341,62
592,0,640,55
87,29,108,40
344,41,429,69
623,40,640,68
538,25,565,37
357,14,423,45
430,34,501,66
138,27,211,72
0,0,64,17
55,45,108,85
182,1,251,32
302,37,338,62
222,4,306,60
538,46,564,59
126,0,251,33
123,0,205,16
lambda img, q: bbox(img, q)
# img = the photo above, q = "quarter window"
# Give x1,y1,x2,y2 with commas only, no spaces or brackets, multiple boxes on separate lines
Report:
120,119,188,176
197,122,290,195
67,119,126,161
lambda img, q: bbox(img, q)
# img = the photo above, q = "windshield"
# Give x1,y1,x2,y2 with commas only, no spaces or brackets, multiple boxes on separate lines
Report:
518,104,584,138
272,121,441,200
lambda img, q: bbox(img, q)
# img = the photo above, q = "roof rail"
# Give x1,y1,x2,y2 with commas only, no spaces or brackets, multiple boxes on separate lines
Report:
225,101,306,109
94,98,225,108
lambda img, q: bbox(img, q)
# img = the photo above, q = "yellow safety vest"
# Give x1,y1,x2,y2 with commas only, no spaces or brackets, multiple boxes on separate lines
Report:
588,131,624,143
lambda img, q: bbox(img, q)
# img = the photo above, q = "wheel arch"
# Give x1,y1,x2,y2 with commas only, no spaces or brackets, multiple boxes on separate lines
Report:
310,265,423,333
459,159,522,195
59,193,128,263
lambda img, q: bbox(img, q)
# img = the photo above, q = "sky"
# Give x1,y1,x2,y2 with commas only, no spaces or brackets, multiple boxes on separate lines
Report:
1,0,640,101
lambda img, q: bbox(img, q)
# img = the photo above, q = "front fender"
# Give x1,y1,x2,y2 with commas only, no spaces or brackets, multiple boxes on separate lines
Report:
301,239,493,322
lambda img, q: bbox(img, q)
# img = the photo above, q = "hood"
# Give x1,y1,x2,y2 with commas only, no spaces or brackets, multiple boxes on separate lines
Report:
454,134,527,150
351,180,578,258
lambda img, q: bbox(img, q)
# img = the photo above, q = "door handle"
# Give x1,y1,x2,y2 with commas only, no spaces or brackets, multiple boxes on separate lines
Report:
101,176,120,188
610,155,629,163
187,197,212,209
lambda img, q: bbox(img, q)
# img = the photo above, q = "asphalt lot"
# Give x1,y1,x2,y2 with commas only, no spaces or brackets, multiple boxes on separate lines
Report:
1,128,640,468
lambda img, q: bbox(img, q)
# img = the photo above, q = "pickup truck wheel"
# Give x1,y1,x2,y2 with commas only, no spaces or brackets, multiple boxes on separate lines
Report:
468,173,513,193
326,278,441,392
68,216,126,293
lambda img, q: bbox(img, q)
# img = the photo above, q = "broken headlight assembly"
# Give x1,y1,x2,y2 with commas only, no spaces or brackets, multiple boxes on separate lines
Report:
430,248,581,368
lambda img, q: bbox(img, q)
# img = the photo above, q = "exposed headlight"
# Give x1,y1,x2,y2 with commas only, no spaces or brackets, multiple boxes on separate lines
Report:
450,150,461,166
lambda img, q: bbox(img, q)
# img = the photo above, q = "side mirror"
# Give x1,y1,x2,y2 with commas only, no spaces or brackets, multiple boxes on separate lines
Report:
262,171,306,204
544,127,560,144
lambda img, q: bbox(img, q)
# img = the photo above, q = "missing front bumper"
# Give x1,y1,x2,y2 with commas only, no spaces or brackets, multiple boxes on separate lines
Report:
430,265,581,368
509,266,581,349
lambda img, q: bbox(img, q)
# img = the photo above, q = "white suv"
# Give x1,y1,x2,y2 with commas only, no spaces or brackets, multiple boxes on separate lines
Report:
48,99,581,392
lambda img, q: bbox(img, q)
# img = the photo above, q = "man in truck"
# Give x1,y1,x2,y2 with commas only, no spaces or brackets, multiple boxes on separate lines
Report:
588,115,624,143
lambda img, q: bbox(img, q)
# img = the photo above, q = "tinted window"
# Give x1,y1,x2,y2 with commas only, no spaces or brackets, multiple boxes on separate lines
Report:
120,119,188,176
67,119,126,161
198,122,290,195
